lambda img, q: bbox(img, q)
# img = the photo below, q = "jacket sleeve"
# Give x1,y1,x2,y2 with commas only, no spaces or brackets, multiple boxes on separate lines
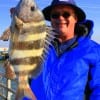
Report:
89,46,100,100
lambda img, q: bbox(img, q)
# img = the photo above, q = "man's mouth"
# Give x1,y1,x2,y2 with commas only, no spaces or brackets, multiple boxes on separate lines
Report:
55,20,69,26
57,22,69,26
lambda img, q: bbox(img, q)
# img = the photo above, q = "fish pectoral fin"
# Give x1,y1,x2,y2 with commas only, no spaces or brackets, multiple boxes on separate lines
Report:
15,16,23,29
0,27,10,41
4,59,16,79
15,83,37,100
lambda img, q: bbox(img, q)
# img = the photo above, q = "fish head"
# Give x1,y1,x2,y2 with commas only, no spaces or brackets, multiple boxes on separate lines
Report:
15,0,45,23
10,0,46,33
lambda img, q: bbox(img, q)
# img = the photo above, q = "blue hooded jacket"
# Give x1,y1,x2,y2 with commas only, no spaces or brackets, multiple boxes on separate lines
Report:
31,20,100,100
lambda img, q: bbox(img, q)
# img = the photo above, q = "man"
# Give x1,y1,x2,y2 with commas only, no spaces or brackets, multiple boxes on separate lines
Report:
31,0,100,100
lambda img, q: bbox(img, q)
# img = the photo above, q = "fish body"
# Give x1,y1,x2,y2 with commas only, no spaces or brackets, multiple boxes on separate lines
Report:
4,0,55,99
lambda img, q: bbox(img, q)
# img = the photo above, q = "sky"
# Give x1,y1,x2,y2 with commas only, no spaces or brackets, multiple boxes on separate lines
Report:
0,0,100,48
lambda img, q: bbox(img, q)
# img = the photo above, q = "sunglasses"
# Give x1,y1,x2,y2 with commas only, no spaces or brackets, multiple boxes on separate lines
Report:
51,11,71,19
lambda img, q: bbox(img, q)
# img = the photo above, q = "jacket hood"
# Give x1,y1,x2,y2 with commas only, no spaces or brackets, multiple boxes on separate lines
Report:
75,19,94,38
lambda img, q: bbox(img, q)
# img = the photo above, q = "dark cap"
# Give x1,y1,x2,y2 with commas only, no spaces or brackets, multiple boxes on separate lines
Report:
42,0,86,22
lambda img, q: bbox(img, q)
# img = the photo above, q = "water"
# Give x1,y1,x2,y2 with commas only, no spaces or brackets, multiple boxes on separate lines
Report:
0,61,17,100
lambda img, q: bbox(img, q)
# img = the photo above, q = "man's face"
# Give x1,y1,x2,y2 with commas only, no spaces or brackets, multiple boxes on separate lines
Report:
50,5,78,37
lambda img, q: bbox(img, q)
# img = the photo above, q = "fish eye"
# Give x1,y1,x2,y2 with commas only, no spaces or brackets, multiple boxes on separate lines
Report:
31,6,35,11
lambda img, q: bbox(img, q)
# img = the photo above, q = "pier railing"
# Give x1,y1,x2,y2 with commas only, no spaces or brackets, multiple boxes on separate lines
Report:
0,62,17,100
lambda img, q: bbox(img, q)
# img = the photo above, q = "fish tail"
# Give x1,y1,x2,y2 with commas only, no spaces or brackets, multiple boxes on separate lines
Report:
15,75,37,100
15,83,36,100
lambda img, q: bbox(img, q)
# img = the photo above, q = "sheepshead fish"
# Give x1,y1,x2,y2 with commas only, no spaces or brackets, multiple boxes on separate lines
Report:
4,0,55,99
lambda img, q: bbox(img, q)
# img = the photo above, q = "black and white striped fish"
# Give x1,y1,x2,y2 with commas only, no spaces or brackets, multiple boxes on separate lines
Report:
4,0,55,99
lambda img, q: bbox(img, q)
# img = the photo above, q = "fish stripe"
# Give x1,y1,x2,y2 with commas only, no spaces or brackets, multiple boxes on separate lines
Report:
13,64,37,72
10,48,44,59
23,19,45,27
10,56,41,65
11,32,47,42
22,23,46,34
12,40,45,50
